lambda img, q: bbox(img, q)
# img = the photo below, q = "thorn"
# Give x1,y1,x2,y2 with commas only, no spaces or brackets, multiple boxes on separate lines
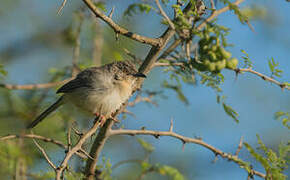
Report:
109,7,115,18
235,136,244,156
153,134,160,139
212,154,218,163
115,33,119,41
169,118,173,132
57,0,67,15
182,142,186,151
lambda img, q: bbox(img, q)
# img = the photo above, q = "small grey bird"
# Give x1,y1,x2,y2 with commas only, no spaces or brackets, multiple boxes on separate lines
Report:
27,61,146,129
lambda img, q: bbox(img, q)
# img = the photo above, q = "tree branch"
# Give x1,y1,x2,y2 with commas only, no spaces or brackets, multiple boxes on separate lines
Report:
0,133,87,159
109,128,266,179
155,0,175,30
32,139,56,170
0,78,73,90
81,0,161,46
235,68,290,90
55,121,101,179
84,119,114,180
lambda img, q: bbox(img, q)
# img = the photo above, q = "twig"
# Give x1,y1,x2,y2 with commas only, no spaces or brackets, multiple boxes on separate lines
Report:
169,118,173,132
197,0,245,31
55,121,101,179
32,139,56,170
235,136,244,156
67,126,72,151
0,78,73,90
0,133,87,159
108,7,115,19
235,68,290,90
210,0,216,10
82,0,161,46
0,134,66,148
57,0,68,15
109,128,266,179
155,0,175,30
84,119,114,180
158,0,245,61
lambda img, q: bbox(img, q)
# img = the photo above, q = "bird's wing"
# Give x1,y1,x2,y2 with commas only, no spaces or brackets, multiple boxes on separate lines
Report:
56,67,104,94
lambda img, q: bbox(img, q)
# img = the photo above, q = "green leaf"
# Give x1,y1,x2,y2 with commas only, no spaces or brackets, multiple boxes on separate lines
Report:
158,165,185,180
124,3,154,16
268,57,283,78
274,111,290,129
240,49,252,68
0,64,7,76
137,138,155,153
222,103,239,123
94,2,107,12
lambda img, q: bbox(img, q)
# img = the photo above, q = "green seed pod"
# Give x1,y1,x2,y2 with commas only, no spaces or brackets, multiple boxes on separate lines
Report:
206,62,216,72
202,45,209,51
216,59,226,71
212,45,218,52
226,58,239,70
204,59,211,66
220,48,232,59
208,51,217,61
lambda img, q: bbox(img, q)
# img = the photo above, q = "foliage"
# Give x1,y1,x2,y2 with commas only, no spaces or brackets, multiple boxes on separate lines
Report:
244,135,289,180
275,111,290,129
124,3,154,16
268,58,283,78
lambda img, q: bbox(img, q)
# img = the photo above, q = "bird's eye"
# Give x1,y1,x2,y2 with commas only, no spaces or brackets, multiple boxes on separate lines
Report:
114,74,122,80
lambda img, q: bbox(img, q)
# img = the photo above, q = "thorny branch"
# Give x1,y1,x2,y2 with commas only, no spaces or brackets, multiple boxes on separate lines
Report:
108,127,266,179
1,0,287,179
0,133,88,159
32,139,56,170
55,120,101,179
235,68,290,90
82,0,161,46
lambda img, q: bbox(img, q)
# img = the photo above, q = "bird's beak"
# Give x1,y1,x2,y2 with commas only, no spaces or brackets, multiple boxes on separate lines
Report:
133,72,146,78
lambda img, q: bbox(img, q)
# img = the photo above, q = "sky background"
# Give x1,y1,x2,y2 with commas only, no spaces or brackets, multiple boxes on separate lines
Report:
0,0,289,179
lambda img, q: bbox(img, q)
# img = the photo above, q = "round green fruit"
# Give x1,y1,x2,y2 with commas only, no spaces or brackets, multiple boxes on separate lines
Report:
206,62,216,72
208,51,217,61
220,48,232,59
226,58,239,70
215,59,226,71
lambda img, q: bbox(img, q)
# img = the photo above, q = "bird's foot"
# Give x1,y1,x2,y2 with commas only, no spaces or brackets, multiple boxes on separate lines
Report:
94,113,106,127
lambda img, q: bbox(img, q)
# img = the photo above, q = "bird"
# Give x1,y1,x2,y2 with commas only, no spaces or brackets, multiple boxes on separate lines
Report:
26,60,146,129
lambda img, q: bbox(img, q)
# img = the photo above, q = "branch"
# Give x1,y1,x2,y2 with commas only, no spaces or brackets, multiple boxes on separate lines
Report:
109,128,266,179
82,0,161,46
235,68,290,90
0,134,66,148
84,119,114,180
158,0,245,61
0,78,73,90
196,0,245,31
55,121,101,180
0,133,87,159
155,0,175,30
32,139,56,170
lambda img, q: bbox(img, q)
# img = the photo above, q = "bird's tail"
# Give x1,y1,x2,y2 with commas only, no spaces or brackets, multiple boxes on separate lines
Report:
26,96,64,129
